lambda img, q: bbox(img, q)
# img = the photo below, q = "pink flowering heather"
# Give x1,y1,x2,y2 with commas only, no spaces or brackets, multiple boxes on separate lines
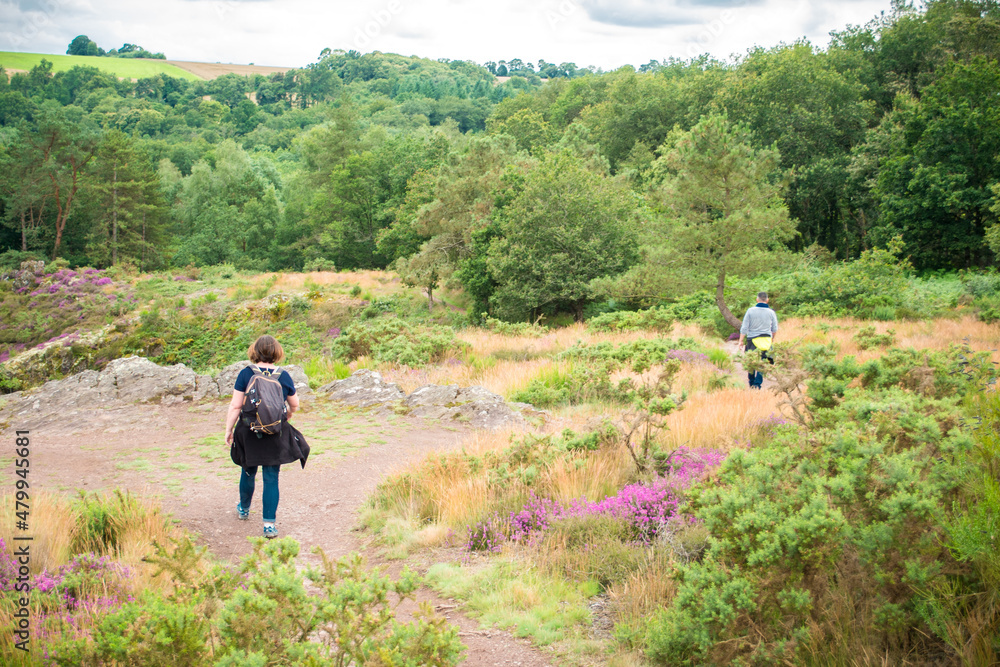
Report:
0,538,18,591
469,447,727,551
0,350,9,363
93,277,112,286
665,349,710,364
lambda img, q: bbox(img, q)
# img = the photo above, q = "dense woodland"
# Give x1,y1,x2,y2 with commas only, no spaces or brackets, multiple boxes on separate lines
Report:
2,0,1000,322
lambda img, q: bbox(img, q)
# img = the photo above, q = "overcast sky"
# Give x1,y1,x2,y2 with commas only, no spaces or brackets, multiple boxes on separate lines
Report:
1,0,893,69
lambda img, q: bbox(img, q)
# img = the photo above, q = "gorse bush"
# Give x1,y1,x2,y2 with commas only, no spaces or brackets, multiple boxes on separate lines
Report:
645,387,974,664
333,316,463,367
46,536,464,666
481,315,547,337
640,337,999,665
587,307,675,332
852,325,896,349
754,238,914,319
925,391,1000,664
559,337,703,366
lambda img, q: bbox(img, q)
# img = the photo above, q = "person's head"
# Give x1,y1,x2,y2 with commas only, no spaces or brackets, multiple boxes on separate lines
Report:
247,335,284,364
757,291,769,303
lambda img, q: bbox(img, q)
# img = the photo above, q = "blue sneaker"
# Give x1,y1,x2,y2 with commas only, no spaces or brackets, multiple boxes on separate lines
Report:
263,524,278,539
236,502,249,521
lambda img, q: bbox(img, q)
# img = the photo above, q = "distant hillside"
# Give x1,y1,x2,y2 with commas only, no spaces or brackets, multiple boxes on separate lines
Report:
0,51,202,80
165,60,294,80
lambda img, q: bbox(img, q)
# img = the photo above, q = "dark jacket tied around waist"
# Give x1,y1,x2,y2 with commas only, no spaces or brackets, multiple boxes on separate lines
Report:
231,418,310,469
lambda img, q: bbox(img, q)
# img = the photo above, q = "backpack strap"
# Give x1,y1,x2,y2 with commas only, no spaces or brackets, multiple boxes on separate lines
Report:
251,364,281,377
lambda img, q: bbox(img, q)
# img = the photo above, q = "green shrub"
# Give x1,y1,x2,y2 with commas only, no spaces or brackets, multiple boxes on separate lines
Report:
926,391,1000,663
852,325,896,350
706,348,732,371
303,257,336,272
50,536,464,666
559,337,702,367
963,270,1000,298
538,514,650,588
333,317,463,367
644,387,973,665
588,307,675,332
71,489,152,555
482,315,547,337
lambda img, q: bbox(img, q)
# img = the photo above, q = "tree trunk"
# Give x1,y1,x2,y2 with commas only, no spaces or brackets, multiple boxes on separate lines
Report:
716,268,742,331
20,210,27,252
427,284,434,312
573,300,585,322
111,162,118,266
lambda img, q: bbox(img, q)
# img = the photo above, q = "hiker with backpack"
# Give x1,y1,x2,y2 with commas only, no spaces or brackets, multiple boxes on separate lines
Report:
225,335,309,539
738,292,778,390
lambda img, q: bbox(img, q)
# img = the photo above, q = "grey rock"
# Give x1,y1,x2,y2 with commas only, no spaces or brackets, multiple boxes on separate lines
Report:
317,369,405,408
404,383,522,430
106,356,198,403
194,374,220,401
0,355,318,427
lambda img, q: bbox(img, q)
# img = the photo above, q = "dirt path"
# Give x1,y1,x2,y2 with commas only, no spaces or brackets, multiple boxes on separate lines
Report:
2,396,551,666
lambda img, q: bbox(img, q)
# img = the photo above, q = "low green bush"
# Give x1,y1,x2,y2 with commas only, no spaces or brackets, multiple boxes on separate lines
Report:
47,537,464,666
852,325,896,350
333,316,463,367
644,387,974,665
482,315,547,337
588,307,675,332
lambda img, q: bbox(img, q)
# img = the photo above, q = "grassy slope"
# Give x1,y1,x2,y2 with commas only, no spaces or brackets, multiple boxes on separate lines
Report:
0,51,202,81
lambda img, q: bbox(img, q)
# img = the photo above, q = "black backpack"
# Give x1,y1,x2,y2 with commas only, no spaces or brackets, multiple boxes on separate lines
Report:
241,365,285,437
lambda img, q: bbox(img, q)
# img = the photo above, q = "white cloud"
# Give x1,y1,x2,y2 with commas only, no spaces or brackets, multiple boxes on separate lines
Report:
0,0,893,69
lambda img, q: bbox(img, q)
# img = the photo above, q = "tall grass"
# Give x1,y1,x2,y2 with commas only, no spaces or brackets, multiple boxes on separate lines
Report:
369,429,635,533
0,490,184,664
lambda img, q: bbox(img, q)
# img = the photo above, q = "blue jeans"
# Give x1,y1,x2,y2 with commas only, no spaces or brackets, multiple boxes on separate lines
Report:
239,465,280,522
745,340,772,388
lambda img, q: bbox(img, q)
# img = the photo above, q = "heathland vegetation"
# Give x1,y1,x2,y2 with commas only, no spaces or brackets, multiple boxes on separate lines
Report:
1,0,1000,664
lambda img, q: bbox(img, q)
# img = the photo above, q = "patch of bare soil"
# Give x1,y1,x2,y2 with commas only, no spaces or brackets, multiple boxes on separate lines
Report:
165,60,294,80
1,396,551,666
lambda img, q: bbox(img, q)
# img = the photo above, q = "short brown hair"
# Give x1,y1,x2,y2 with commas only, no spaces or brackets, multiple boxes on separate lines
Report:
247,335,284,364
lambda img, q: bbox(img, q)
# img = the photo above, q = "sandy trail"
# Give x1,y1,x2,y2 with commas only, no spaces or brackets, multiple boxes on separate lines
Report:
1,397,551,666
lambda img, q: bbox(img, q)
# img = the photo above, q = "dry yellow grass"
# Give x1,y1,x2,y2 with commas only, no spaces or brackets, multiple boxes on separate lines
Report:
377,428,637,530
779,315,1000,364
661,388,782,450
0,492,75,574
0,490,181,590
607,549,677,629
260,269,400,292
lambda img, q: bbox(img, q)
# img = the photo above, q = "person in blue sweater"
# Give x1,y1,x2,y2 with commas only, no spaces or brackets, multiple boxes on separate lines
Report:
738,292,778,389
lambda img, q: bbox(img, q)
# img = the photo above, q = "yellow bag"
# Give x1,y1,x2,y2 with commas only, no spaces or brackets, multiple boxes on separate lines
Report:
751,336,772,351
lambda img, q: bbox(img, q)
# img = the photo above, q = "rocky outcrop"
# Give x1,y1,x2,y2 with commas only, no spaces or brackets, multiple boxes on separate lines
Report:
316,369,405,408
317,370,526,430
0,360,528,432
0,356,312,427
